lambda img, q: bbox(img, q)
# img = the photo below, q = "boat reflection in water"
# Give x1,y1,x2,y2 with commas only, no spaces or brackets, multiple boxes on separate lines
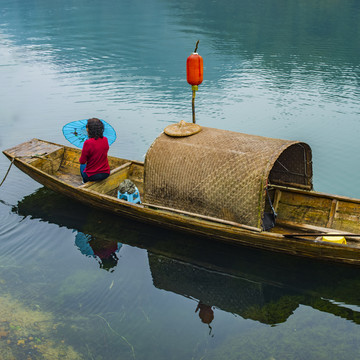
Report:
148,251,360,328
149,252,300,327
13,187,360,327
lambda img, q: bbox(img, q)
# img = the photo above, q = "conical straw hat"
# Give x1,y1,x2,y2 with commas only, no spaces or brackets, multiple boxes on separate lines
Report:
164,120,201,137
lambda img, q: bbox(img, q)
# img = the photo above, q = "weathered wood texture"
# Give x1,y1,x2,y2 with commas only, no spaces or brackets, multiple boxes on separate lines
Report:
85,162,145,197
274,186,360,234
276,191,333,227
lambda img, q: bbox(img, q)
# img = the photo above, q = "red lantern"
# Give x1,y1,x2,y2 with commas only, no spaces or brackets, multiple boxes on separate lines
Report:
186,53,203,86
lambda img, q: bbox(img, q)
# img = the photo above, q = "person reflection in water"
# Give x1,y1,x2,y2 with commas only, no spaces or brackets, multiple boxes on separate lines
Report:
195,301,215,335
75,232,122,272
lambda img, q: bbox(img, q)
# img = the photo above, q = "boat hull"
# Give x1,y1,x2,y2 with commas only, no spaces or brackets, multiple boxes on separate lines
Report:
4,138,360,265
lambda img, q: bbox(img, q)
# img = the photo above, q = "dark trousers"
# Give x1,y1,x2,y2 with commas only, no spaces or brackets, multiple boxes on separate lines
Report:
80,164,109,183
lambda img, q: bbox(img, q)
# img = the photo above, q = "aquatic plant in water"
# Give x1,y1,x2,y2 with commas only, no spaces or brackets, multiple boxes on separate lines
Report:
0,293,83,359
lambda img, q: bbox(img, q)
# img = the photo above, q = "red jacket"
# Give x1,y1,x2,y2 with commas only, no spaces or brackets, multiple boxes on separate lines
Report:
79,137,110,177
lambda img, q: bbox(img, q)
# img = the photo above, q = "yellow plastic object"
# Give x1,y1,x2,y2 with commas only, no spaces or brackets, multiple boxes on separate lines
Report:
321,234,347,245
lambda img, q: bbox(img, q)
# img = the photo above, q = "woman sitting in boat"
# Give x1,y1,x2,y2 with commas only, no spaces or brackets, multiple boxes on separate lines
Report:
79,118,110,183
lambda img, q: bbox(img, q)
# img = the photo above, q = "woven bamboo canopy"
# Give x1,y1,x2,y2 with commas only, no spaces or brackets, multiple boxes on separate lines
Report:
144,126,312,229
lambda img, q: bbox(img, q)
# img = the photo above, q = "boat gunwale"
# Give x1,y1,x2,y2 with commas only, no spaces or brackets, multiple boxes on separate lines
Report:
271,184,360,204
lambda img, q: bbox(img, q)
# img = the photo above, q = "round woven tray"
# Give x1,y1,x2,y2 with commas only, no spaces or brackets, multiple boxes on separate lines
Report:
164,120,201,137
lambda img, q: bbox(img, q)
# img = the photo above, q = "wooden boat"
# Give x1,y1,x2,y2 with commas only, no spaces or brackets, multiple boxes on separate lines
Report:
4,125,360,265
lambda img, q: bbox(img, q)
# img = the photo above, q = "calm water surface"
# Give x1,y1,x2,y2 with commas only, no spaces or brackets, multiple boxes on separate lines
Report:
1,0,360,359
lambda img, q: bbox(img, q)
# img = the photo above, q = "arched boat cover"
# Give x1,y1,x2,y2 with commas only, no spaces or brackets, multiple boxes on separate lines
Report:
144,127,312,229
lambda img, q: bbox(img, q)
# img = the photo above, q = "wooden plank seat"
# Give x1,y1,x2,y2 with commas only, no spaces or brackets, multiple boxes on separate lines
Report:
79,162,145,200
276,219,360,243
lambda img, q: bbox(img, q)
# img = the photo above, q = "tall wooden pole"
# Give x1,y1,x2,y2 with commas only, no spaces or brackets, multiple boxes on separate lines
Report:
192,86,197,123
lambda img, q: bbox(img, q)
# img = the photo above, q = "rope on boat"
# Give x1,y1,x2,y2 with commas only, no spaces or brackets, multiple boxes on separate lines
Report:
0,158,15,187
0,153,48,187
